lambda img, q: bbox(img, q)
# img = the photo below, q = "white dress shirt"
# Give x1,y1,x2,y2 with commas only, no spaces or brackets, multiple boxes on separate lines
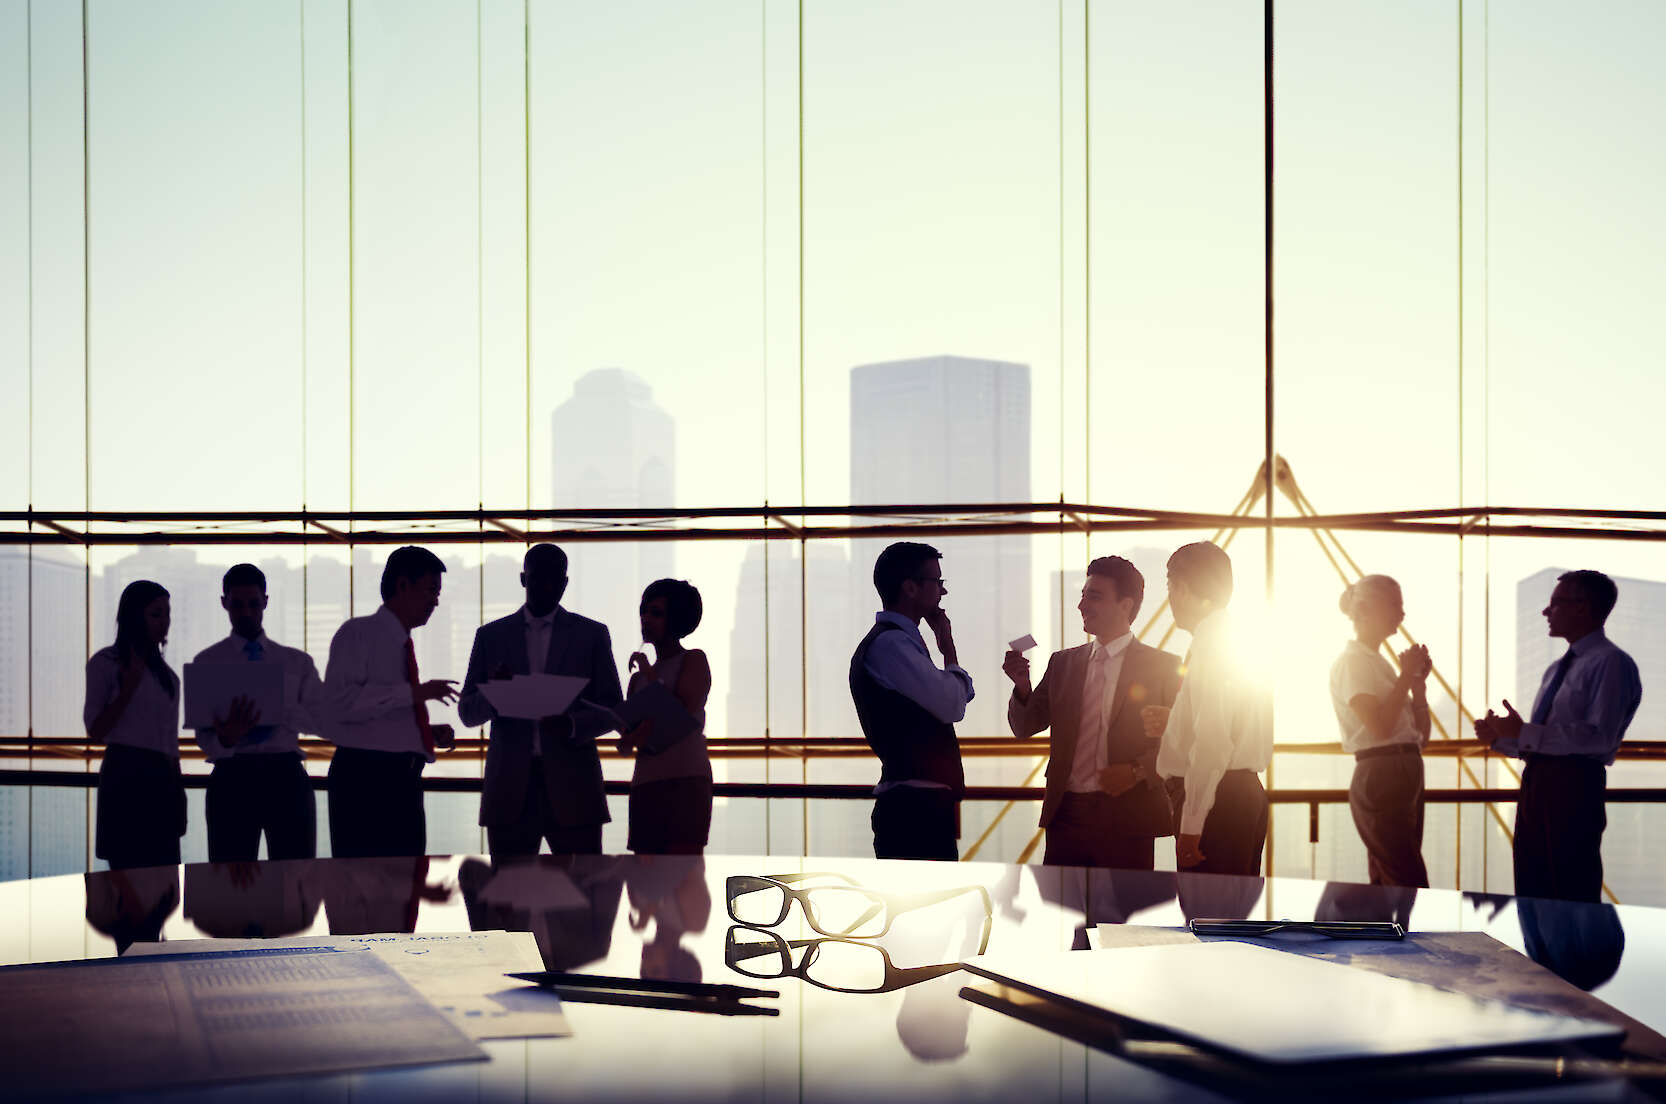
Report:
321,606,430,761
189,632,324,761
864,611,975,791
1155,610,1273,836
1329,640,1422,755
1068,632,1133,793
1492,629,1641,764
83,646,181,757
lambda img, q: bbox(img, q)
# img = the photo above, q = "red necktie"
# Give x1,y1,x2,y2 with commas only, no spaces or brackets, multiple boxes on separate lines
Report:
404,637,435,756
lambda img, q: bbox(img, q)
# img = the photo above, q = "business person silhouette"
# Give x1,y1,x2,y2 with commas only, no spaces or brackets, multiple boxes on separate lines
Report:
1151,543,1273,876
1475,570,1641,902
85,580,186,870
1330,574,1431,888
190,563,324,862
1005,556,1183,871
850,542,972,861
321,546,457,859
458,544,623,857
621,579,713,856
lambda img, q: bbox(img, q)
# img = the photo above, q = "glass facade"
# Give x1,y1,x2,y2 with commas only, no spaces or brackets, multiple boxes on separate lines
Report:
2,1,1663,899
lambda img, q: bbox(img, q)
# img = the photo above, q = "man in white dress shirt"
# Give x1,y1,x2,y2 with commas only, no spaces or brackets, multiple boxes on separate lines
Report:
190,563,325,861
1151,542,1273,876
849,542,973,861
1475,569,1642,902
322,546,458,858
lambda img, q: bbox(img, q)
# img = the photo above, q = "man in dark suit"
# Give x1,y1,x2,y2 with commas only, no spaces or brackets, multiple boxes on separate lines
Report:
1004,556,1183,870
459,544,624,856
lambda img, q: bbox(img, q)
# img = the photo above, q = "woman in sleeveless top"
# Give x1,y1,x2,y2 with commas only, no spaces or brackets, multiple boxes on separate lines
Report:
623,579,713,855
1329,574,1432,887
84,579,186,869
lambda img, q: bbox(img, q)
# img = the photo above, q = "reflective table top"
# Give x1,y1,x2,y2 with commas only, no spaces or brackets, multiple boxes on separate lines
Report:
3,855,1664,1102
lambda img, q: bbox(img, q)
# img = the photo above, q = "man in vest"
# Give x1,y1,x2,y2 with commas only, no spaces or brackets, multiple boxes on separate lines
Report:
849,541,973,861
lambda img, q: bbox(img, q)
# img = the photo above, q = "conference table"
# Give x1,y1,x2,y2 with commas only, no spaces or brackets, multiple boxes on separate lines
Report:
2,852,1664,1102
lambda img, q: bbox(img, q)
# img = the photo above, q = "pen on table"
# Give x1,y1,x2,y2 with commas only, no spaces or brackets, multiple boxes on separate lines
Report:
507,971,779,1001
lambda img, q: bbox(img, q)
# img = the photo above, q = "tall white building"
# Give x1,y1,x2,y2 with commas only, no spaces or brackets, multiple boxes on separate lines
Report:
551,369,675,653
849,355,1030,742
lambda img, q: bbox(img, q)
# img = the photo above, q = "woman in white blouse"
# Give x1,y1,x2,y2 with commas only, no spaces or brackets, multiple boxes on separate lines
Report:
84,579,185,869
1329,575,1432,888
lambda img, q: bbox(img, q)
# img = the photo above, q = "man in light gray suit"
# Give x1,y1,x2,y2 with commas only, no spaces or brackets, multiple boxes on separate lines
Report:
459,544,624,856
1004,556,1183,870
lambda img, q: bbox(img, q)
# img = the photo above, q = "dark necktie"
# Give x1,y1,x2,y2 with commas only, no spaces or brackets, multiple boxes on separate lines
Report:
404,637,436,756
1531,650,1577,726
243,637,275,745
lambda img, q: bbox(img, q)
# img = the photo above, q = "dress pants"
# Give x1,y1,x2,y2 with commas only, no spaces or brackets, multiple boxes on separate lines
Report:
206,754,317,862
1043,791,1157,871
1349,744,1429,888
487,758,604,858
872,786,959,861
1168,771,1268,877
1515,755,1607,903
96,743,186,870
327,747,427,859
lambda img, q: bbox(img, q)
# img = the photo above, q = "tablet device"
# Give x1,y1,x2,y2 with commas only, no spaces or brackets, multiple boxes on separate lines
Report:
183,661,286,730
964,942,1622,1066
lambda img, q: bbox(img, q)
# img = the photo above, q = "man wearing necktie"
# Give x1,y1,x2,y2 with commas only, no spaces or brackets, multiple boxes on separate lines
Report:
1476,570,1641,902
458,544,624,857
189,563,324,861
1004,556,1183,869
321,546,458,859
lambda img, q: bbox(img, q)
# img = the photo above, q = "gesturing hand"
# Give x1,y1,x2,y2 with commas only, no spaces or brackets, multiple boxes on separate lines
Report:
627,652,653,679
1002,649,1031,697
212,694,261,748
419,678,459,705
1399,644,1432,683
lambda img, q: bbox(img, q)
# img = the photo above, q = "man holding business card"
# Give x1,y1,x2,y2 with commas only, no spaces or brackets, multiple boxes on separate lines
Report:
189,563,324,861
1005,556,1183,870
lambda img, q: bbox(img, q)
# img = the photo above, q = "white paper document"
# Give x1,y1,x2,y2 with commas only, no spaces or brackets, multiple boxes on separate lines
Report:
183,661,287,729
130,930,569,1040
0,946,484,1098
1008,634,1038,653
479,673,589,720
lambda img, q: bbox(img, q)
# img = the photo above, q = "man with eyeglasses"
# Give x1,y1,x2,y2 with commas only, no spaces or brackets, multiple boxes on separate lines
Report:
1475,569,1641,902
850,541,973,860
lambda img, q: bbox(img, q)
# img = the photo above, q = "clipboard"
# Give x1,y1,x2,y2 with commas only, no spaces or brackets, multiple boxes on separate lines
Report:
183,661,285,729
616,680,698,753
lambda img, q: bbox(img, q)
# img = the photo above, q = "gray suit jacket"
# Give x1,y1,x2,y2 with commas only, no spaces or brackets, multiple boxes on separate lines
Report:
1008,639,1183,835
458,607,624,828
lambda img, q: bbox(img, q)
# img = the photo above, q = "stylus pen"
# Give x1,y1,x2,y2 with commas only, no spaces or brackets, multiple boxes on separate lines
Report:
537,986,782,1016
507,971,779,1001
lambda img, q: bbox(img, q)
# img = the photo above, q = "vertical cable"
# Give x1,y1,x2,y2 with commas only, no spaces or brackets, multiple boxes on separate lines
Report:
346,0,356,615
524,0,532,517
1081,0,1090,520
1455,0,1465,886
795,0,806,851
1481,0,1493,889
25,0,35,873
80,0,92,869
1057,0,1066,651
1262,0,1277,877
760,0,772,791
300,0,309,654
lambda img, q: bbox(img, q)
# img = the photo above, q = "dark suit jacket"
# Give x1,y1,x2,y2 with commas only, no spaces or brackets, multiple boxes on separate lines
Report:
458,606,624,828
1007,639,1183,835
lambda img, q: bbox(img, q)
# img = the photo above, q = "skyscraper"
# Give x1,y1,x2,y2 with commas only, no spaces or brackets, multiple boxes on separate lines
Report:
551,369,676,653
849,355,1031,743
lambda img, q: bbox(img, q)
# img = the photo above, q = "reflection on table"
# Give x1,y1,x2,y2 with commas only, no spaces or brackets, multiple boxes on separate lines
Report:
0,853,1659,1100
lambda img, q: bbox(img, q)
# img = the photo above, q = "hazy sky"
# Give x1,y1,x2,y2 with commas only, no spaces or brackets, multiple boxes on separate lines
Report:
2,0,1663,750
